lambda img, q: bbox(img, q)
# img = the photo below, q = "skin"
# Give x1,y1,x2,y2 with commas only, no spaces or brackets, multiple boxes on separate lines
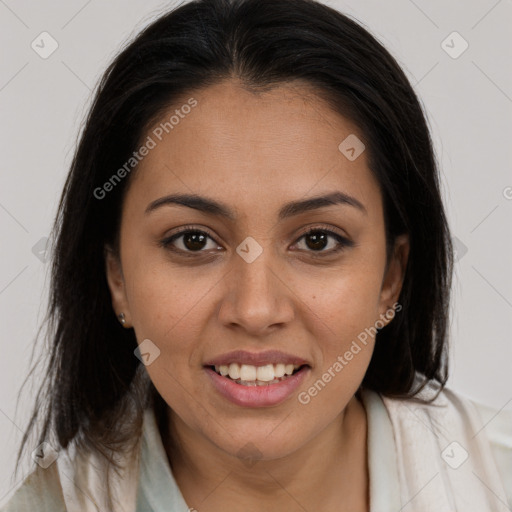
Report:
105,79,409,511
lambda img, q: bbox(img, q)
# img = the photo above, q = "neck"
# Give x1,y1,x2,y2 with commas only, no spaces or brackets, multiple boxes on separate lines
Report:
160,395,369,512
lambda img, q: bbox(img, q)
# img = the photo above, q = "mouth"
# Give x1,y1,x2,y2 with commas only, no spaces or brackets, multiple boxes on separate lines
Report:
207,362,308,386
203,351,311,407
208,363,309,386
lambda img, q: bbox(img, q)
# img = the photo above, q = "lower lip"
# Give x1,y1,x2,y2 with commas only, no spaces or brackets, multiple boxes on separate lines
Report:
204,366,310,408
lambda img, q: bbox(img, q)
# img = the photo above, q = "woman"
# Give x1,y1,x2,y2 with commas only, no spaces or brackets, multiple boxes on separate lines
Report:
3,0,510,510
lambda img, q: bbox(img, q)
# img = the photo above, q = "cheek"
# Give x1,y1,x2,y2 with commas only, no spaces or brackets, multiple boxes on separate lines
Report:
294,267,383,410
121,259,218,418
302,265,384,344
296,274,380,414
123,260,212,422
123,248,213,341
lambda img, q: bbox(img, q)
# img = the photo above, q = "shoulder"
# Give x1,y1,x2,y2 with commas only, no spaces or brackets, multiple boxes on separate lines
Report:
465,393,512,508
379,381,512,508
0,462,67,512
382,381,512,439
379,378,512,433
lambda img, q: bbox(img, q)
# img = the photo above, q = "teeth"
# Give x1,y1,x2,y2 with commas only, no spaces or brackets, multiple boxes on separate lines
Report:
274,363,286,378
228,362,241,380
213,362,302,383
240,364,257,381
256,364,274,382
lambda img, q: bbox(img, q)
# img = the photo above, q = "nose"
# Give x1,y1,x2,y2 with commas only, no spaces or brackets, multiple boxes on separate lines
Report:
217,245,295,336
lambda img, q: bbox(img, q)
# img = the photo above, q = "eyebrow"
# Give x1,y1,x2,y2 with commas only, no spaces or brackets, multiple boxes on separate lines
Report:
145,191,367,219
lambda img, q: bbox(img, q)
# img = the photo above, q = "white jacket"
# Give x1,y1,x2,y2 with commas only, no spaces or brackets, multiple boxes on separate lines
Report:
2,383,511,511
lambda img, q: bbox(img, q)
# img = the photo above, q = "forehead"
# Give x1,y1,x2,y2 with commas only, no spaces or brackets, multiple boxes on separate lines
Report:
124,79,382,220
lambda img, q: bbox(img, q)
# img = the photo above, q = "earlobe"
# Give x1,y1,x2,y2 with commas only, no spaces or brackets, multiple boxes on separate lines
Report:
104,245,132,327
378,234,409,321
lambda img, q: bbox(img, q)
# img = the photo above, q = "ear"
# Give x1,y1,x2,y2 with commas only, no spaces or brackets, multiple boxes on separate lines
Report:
377,234,409,322
104,245,132,328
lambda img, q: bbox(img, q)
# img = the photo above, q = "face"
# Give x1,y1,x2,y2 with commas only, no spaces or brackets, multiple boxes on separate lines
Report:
105,79,409,462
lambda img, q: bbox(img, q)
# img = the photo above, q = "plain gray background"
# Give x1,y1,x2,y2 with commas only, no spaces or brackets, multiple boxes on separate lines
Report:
1,0,511,504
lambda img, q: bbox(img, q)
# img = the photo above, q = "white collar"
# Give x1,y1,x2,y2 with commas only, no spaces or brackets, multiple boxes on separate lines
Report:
136,390,399,511
62,385,508,512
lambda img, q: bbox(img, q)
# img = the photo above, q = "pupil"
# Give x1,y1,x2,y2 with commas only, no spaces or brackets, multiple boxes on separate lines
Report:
184,232,207,251
306,232,327,251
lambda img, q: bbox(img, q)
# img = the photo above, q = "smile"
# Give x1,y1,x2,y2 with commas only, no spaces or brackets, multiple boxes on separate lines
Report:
211,363,303,386
203,350,311,407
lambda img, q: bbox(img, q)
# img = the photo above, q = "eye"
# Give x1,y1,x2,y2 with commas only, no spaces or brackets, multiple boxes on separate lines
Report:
292,225,353,256
160,224,353,258
160,225,222,255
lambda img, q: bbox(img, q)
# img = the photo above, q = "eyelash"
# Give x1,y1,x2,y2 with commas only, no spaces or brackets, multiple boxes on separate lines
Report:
159,224,353,259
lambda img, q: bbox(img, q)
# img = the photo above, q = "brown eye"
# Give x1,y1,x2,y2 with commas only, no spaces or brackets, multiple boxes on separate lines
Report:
160,227,222,255
180,231,208,251
303,231,329,251
294,227,354,256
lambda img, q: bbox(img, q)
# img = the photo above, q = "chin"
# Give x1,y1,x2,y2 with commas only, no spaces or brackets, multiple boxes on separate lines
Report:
208,422,311,464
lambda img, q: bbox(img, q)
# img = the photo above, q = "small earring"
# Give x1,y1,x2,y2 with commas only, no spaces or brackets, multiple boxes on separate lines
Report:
118,312,126,325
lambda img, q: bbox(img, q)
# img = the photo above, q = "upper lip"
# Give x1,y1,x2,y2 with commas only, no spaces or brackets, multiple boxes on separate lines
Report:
204,350,310,367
